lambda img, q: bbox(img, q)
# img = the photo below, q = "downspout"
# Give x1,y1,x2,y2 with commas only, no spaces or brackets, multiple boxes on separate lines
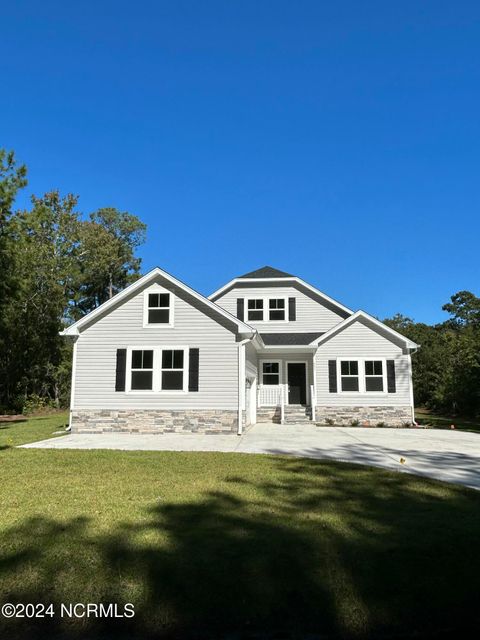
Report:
237,335,255,436
408,348,417,425
311,348,318,422
68,336,79,431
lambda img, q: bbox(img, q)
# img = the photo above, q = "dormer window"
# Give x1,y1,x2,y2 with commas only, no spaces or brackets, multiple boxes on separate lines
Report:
244,296,288,323
144,287,174,327
247,299,264,321
269,299,285,321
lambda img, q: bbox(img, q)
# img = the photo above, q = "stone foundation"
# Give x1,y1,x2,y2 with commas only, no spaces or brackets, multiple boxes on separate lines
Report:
256,407,281,424
71,409,239,434
315,405,413,427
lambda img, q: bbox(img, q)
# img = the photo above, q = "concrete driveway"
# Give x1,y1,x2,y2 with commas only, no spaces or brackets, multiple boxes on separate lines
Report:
22,423,480,490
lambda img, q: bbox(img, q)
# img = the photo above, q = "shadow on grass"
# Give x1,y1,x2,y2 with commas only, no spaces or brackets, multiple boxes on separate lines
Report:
265,440,480,490
1,458,480,639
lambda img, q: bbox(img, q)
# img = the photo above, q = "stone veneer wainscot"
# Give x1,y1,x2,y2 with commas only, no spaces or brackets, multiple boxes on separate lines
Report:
315,405,412,426
71,409,239,434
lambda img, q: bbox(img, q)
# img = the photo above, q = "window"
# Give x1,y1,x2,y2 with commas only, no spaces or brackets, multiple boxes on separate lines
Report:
147,292,171,324
247,299,264,321
337,359,387,393
131,350,154,390
340,360,359,391
161,349,185,390
245,297,288,322
365,360,384,391
127,346,189,393
269,299,285,321
262,362,280,385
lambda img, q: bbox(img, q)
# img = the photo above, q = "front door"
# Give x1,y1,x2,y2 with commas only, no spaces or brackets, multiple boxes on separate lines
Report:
287,363,307,405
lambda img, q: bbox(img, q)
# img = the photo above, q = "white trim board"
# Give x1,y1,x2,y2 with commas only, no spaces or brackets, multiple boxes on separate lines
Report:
309,310,419,350
245,295,289,324
125,345,190,395
142,284,175,329
208,276,353,316
60,267,256,337
336,357,388,396
258,359,283,386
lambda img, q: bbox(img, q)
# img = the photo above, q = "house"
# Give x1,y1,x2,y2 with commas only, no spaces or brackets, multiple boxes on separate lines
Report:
61,266,418,434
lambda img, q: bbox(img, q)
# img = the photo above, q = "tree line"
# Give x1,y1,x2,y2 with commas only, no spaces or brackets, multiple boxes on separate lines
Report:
1,148,479,417
384,292,480,417
0,149,146,412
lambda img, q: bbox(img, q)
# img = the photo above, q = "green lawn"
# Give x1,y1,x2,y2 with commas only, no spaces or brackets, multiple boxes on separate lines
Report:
415,408,480,433
0,411,69,449
1,417,480,639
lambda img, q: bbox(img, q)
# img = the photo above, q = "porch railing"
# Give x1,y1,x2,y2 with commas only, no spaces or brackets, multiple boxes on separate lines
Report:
257,384,287,406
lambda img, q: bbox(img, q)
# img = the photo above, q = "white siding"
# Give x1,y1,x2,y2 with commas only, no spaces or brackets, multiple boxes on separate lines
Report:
74,278,239,410
214,284,346,333
315,319,411,407
245,342,258,379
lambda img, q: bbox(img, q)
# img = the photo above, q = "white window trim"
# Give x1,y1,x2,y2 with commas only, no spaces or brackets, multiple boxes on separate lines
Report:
245,297,289,324
336,357,388,396
143,285,174,328
126,346,189,394
246,298,265,322
160,347,189,393
259,359,283,385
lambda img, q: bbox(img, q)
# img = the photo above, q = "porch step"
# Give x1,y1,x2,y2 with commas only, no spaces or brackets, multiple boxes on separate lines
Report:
283,405,312,424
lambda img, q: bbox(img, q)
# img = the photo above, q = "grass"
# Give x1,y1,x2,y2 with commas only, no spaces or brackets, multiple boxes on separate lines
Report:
415,407,480,433
0,411,69,449
1,418,480,639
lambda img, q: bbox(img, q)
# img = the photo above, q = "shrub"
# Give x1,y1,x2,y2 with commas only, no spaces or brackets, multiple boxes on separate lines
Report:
350,419,360,427
22,394,56,416
325,418,335,426
376,421,387,428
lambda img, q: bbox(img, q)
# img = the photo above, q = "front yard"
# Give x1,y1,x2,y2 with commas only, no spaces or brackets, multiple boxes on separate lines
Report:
1,414,480,639
415,408,480,433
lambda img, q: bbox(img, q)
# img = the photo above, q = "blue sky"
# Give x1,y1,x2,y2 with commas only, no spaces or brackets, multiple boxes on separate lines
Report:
2,1,479,323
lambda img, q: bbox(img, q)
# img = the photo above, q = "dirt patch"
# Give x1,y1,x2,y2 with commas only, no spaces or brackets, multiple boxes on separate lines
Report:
0,414,26,423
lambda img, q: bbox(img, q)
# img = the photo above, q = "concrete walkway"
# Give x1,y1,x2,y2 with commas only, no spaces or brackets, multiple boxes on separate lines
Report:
22,423,480,490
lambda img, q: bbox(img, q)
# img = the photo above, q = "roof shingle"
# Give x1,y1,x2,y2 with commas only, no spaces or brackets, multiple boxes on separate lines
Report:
238,266,294,279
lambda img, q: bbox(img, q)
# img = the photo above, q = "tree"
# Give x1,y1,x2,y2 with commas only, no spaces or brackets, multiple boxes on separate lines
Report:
442,291,480,327
72,208,146,318
0,149,27,226
90,207,146,297
0,149,27,409
384,291,480,417
0,185,147,411
1,192,81,408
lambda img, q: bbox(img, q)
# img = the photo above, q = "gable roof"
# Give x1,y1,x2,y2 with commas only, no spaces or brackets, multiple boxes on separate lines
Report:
238,266,295,279
60,267,256,337
309,310,419,350
261,332,323,346
209,273,353,317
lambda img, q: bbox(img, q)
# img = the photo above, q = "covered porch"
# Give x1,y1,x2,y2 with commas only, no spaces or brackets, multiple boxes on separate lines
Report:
255,347,318,424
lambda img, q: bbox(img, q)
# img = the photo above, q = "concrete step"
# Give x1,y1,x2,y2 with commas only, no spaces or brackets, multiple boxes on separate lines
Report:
283,405,313,424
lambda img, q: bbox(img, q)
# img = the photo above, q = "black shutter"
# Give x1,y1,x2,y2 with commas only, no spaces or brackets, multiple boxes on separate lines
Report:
237,298,244,321
189,348,199,392
328,360,337,392
387,360,396,393
115,349,127,392
288,297,296,321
